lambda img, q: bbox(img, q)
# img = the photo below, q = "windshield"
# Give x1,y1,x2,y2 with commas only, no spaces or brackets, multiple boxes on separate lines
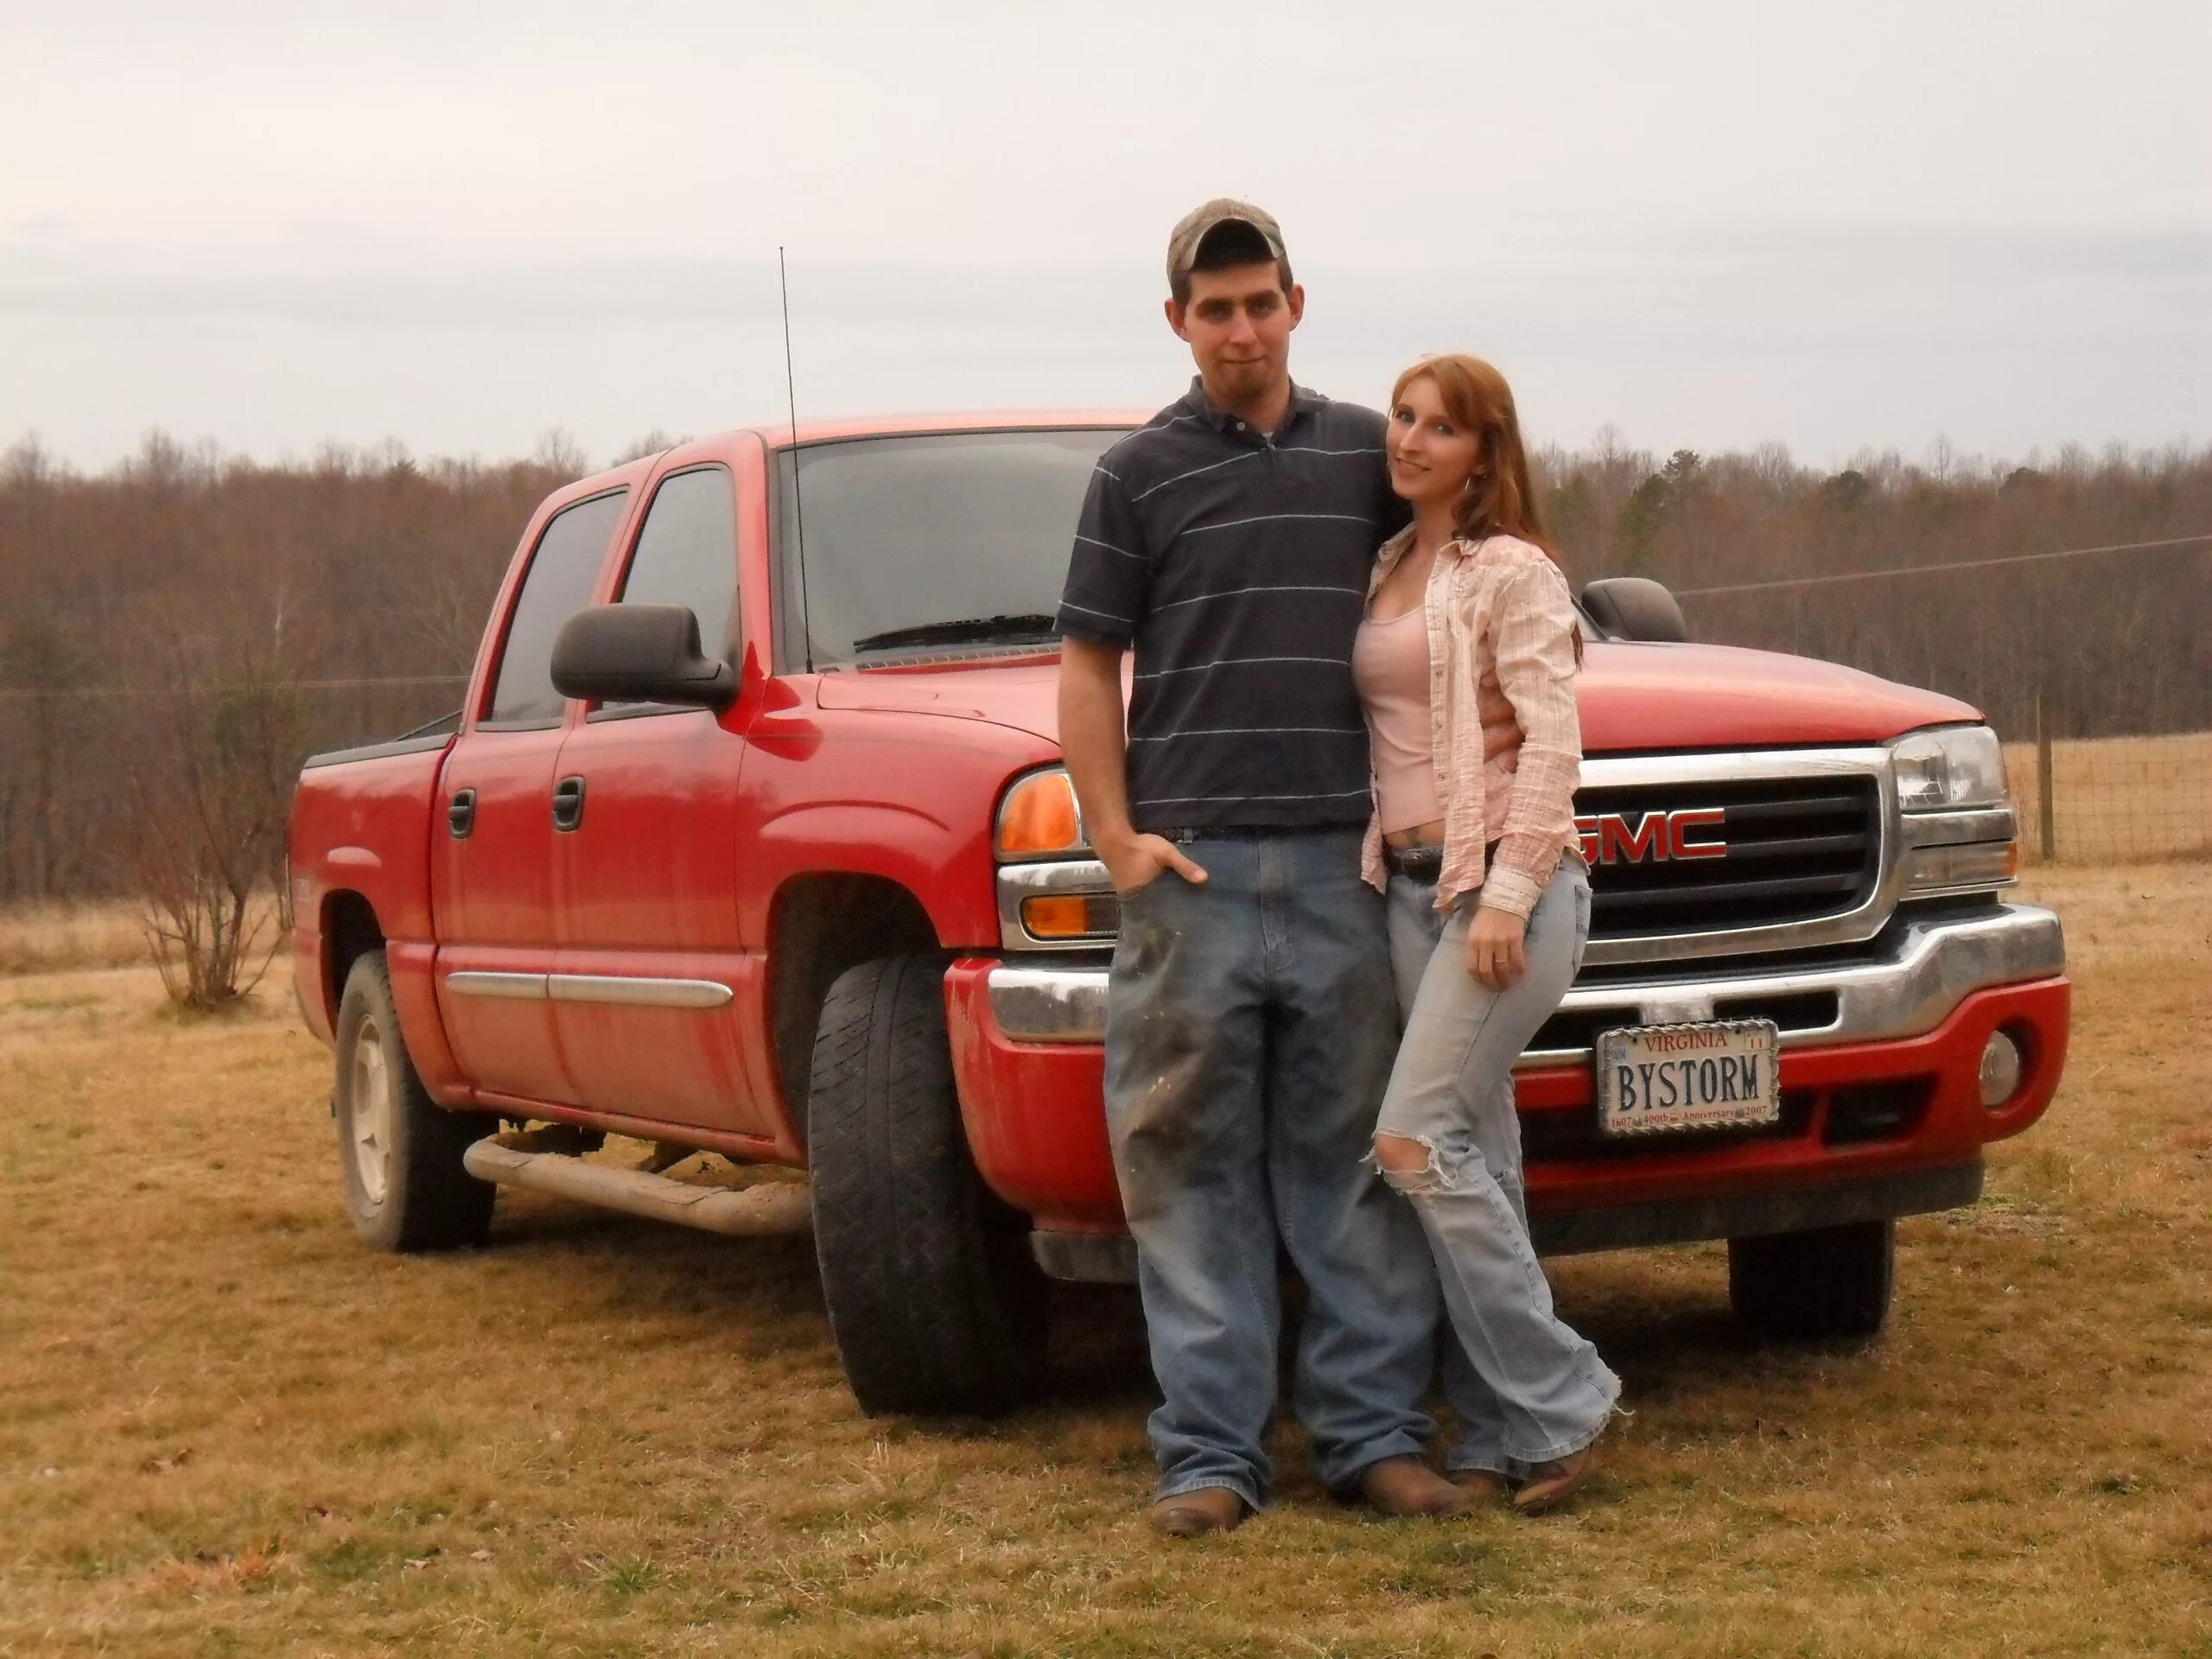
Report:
775,428,1126,668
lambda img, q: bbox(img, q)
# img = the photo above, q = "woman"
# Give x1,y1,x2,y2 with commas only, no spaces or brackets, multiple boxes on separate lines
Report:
1353,353,1620,1514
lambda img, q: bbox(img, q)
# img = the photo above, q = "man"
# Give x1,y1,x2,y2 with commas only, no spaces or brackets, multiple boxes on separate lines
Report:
1056,200,1469,1535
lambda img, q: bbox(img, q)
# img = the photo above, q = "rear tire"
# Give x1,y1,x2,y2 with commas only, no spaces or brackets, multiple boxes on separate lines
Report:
334,950,495,1251
808,954,1047,1414
1728,1218,1895,1338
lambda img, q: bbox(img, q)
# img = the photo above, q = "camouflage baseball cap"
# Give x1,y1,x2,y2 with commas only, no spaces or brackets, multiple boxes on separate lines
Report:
1166,199,1287,284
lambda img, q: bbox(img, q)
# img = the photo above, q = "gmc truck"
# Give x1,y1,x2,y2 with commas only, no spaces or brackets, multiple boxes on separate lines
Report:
288,414,2070,1414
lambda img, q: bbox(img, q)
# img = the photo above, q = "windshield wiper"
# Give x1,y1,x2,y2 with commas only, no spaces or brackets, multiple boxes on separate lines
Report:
850,613,1060,654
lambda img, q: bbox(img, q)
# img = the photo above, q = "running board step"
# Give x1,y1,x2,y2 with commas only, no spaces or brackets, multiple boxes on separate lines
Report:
463,1138,812,1237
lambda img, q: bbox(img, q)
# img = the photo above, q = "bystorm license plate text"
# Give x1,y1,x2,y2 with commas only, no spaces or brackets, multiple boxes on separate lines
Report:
1595,1019,1782,1136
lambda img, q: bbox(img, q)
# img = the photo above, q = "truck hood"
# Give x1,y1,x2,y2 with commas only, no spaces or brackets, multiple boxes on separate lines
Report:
814,642,1980,752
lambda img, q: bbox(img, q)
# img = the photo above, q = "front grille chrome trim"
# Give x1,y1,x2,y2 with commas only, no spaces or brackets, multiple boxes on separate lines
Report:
982,903,2064,1056
1575,747,1898,968
997,859,1116,951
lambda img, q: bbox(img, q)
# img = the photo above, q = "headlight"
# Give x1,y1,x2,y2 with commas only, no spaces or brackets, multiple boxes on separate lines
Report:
1891,726,2009,811
995,768,1089,860
1891,725,2018,897
994,768,1114,949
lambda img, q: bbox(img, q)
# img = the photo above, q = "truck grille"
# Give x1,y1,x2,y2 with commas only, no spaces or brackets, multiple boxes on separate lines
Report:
1576,773,1882,944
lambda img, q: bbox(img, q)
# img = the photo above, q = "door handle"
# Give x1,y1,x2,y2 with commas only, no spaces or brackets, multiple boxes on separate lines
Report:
551,775,587,833
448,789,476,839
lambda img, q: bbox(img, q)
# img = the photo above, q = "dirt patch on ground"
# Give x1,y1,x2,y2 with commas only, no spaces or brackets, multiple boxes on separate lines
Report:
1,865,2207,1656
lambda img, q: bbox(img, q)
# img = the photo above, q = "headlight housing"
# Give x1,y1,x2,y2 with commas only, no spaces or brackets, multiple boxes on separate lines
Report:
993,767,1116,947
995,768,1089,861
1891,725,2009,811
1890,725,2018,897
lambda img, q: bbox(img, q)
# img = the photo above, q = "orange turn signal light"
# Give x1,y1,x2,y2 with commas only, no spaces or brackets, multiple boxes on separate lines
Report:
1020,894,1120,939
996,771,1084,859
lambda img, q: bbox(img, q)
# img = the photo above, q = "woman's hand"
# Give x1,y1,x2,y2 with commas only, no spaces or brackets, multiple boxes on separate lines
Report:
1465,904,1528,990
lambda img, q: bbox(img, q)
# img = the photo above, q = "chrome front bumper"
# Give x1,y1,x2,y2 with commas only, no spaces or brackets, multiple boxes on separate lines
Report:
985,903,2065,1065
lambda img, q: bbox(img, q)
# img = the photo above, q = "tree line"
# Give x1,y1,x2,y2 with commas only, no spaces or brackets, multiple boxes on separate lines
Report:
2,427,2207,914
1541,431,2212,748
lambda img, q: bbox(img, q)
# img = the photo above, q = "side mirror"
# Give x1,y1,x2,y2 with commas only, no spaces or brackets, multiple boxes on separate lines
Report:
550,605,736,708
1580,577,1689,644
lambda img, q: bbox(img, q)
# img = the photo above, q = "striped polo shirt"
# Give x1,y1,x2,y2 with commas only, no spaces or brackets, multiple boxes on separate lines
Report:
1056,378,1408,832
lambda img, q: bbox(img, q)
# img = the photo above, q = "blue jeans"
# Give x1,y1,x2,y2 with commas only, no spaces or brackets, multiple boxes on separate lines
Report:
1103,829,1437,1510
1376,857,1620,1477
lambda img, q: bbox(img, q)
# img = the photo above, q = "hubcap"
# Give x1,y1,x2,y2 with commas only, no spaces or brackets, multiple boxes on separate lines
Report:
350,1015,394,1206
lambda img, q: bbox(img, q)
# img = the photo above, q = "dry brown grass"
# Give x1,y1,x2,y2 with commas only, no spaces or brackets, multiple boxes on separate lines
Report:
0,901,150,977
2,868,2208,1656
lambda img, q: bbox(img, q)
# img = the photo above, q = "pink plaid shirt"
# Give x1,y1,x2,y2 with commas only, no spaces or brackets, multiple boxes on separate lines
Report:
1359,529,1584,918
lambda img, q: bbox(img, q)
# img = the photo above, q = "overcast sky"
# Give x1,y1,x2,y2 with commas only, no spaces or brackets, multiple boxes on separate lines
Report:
3,0,2207,472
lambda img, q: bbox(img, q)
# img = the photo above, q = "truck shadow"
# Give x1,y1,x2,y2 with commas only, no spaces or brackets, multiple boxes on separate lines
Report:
1564,1271,1891,1414
484,1198,830,1344
477,1203,1875,1438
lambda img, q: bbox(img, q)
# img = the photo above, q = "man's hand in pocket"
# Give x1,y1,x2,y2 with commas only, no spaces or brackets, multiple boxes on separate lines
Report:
1099,833,1209,897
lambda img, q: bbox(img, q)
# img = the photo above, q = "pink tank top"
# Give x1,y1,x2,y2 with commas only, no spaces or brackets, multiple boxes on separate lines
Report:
1352,605,1442,835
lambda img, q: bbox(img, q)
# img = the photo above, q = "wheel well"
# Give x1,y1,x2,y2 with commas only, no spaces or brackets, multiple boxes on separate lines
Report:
768,874,939,1148
323,893,385,1020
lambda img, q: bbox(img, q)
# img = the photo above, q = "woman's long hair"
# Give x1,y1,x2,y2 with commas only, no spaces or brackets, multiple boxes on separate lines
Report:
1389,353,1554,555
1389,353,1580,658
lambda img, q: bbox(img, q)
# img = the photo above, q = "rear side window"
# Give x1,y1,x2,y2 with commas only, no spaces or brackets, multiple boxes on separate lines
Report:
486,489,629,725
616,466,739,658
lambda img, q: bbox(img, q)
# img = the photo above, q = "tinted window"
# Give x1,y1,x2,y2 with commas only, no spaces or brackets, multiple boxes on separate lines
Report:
778,429,1122,666
486,489,628,724
616,466,739,660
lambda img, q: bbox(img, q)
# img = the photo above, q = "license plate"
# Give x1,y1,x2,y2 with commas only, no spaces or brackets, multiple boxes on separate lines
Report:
1595,1020,1781,1136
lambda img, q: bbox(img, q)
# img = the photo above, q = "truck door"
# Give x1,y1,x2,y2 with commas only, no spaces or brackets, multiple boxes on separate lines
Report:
430,486,632,1109
546,461,771,1141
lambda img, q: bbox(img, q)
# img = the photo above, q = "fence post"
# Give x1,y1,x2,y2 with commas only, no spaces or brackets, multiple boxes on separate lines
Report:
2034,692,2056,862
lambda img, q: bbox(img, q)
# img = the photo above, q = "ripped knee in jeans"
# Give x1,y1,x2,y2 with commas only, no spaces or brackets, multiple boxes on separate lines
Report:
1370,1131,1452,1195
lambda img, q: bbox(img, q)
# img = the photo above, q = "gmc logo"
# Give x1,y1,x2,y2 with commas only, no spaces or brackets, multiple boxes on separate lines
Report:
1576,807,1727,865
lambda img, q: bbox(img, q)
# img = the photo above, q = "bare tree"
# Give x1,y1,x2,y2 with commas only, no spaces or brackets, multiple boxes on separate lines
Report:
608,429,691,467
118,632,306,1009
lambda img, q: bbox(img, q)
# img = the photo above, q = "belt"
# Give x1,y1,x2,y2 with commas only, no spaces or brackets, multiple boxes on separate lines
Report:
1384,842,1444,878
1383,838,1504,880
1155,823,1360,843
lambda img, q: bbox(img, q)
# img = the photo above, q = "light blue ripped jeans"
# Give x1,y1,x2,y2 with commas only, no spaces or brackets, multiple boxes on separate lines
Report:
1376,855,1621,1478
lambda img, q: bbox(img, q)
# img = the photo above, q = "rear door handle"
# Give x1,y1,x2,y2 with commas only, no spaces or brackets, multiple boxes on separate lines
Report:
551,775,587,833
448,789,476,839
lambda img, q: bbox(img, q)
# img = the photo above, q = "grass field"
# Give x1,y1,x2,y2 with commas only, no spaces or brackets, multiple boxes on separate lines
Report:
0,902,149,979
2,866,2208,1657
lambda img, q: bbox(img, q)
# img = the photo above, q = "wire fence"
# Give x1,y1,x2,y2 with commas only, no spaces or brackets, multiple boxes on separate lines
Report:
0,679,468,903
3,538,2208,907
2000,728,2212,867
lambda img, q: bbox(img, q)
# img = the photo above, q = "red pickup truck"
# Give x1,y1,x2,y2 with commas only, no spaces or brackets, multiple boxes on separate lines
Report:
289,413,2069,1414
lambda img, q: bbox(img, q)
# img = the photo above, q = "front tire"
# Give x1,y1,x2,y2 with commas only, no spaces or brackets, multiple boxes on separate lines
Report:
334,950,495,1251
808,954,1047,1414
1728,1218,1895,1338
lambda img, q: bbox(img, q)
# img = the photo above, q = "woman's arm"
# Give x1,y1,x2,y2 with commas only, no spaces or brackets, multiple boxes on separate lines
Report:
1478,557,1583,923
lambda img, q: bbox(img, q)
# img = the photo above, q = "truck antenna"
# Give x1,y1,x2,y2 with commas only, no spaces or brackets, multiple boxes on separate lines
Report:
779,245,815,671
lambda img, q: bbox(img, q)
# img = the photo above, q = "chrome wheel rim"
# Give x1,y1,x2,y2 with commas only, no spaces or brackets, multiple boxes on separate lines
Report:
350,1015,394,1207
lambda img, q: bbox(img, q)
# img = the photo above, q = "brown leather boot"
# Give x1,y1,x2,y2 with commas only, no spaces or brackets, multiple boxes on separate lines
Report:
1513,1443,1600,1515
1449,1469,1512,1506
1147,1486,1247,1538
1354,1456,1475,1518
